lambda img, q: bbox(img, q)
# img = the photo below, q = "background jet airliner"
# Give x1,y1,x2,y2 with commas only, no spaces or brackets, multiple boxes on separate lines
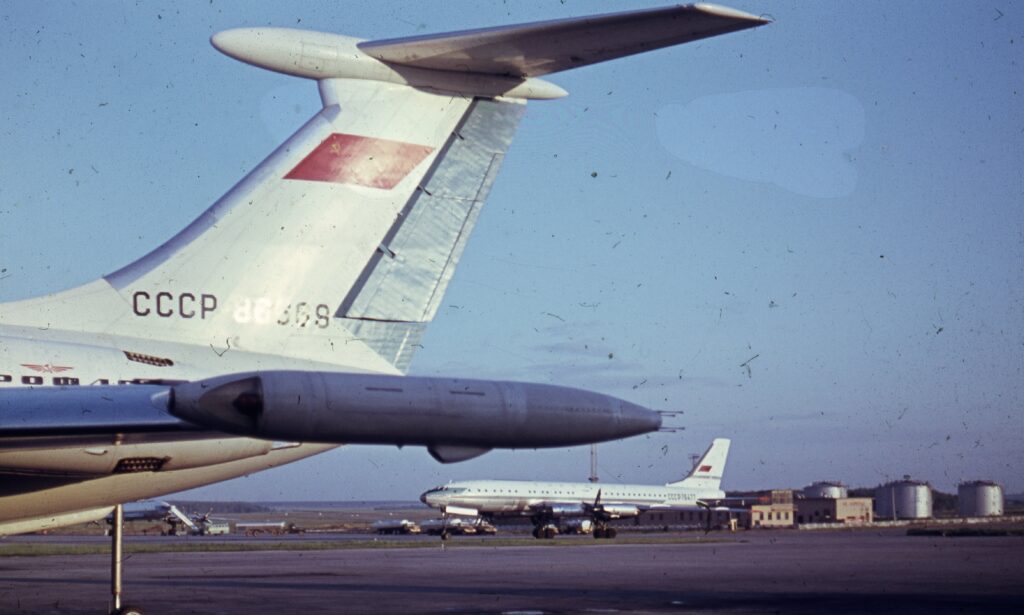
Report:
0,5,767,613
422,438,732,539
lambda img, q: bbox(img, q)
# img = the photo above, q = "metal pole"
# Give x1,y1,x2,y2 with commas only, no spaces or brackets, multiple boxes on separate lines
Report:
111,503,123,614
588,444,599,483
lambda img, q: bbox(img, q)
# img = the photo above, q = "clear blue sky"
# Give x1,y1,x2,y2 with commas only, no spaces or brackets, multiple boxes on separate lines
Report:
1,1,1020,500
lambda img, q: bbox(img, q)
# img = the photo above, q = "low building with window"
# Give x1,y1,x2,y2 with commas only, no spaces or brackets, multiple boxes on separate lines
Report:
745,503,795,528
729,490,795,529
795,497,873,525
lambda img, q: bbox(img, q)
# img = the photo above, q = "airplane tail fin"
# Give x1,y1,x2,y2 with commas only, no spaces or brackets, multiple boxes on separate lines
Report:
0,6,766,374
0,82,518,374
667,438,731,491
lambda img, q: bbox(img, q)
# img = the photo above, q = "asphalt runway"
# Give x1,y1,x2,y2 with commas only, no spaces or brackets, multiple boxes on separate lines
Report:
2,529,1022,614
4,531,382,545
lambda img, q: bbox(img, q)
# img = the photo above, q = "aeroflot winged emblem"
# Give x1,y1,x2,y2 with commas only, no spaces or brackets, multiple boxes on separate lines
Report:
284,133,434,189
20,364,74,373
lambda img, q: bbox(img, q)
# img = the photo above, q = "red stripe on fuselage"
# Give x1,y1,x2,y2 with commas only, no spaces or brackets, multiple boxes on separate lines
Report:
284,133,434,189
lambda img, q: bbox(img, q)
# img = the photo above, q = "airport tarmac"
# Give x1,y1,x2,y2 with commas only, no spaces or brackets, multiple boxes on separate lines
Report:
2,528,1022,614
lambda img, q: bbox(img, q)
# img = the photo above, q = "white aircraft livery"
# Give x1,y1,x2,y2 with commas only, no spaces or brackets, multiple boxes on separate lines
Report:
0,5,767,613
422,439,733,539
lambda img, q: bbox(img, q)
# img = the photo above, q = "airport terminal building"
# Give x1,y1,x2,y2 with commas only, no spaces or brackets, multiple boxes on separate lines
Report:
795,497,873,525
635,489,873,530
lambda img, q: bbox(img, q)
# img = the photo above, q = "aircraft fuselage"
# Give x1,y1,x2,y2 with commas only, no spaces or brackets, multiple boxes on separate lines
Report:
421,479,725,515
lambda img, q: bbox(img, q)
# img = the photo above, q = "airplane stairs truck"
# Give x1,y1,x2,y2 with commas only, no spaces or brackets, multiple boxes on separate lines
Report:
0,5,768,614
108,500,198,536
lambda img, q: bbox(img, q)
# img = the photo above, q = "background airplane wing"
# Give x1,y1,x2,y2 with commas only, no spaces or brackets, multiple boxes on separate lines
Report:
358,4,768,78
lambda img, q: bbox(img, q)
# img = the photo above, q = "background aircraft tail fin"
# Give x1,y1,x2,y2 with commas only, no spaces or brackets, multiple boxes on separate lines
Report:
667,438,731,491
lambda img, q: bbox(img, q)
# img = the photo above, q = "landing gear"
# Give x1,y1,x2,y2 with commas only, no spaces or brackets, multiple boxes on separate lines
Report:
593,525,617,539
109,504,145,615
531,524,558,539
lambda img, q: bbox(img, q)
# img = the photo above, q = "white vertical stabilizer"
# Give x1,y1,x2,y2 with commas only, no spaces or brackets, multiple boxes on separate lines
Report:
0,80,521,373
667,438,731,491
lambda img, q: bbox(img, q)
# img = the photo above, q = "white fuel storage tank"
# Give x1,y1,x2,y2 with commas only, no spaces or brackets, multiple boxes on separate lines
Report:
875,480,932,519
803,481,848,499
958,481,1003,517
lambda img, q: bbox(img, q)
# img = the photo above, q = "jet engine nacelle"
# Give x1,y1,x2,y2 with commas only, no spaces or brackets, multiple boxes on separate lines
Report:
170,371,660,461
597,504,641,519
549,504,588,516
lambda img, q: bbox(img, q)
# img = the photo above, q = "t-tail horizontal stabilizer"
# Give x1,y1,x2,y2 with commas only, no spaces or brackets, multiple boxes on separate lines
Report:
359,3,770,80
212,4,768,97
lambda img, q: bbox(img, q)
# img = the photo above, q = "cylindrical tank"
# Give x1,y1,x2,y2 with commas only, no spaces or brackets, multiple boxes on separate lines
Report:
803,481,848,499
958,481,1004,517
875,480,932,519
